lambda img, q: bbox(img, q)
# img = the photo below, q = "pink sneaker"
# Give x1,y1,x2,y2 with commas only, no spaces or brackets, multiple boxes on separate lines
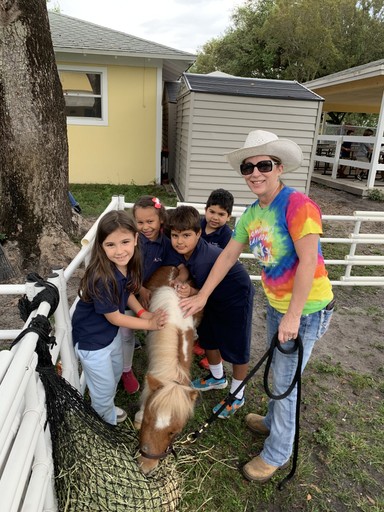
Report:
122,370,140,394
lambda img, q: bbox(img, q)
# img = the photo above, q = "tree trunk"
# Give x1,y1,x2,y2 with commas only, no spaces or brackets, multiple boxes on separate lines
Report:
0,0,75,273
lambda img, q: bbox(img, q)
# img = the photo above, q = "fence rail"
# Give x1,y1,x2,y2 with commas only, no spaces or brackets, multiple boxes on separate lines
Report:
174,202,384,286
314,134,384,188
0,195,383,511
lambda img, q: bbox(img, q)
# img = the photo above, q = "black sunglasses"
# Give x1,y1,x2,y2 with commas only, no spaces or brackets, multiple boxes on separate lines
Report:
240,160,278,176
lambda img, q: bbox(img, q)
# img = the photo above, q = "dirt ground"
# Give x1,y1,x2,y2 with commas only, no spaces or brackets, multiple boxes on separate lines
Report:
1,183,383,380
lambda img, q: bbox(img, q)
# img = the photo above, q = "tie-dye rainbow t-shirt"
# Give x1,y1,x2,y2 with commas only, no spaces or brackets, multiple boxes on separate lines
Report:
233,186,333,314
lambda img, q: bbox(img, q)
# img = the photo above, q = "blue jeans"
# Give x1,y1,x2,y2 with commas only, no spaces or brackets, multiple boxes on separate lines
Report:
75,332,123,425
260,303,333,466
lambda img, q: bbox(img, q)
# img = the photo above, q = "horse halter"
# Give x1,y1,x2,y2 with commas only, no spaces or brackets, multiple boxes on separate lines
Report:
139,443,177,460
139,381,185,460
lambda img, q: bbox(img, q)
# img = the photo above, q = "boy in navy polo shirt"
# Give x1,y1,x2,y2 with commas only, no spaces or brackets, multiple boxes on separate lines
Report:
197,189,234,368
201,188,234,249
169,205,255,418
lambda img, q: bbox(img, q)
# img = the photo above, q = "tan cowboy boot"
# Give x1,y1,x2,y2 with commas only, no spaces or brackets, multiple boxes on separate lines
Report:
242,455,289,483
245,413,270,435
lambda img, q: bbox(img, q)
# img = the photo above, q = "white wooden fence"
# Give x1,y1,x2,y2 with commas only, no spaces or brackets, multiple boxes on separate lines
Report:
0,195,383,511
314,134,384,188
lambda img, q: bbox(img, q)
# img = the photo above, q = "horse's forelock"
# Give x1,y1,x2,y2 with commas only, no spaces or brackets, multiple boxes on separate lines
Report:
148,381,195,423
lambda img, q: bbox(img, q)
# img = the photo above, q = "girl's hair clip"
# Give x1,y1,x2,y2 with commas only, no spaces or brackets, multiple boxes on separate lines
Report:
152,197,161,209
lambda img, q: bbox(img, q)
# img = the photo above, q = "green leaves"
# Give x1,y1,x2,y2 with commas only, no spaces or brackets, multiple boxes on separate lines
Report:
192,0,384,82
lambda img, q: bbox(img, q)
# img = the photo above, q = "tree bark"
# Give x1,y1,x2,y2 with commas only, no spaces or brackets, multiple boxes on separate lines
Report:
0,0,75,273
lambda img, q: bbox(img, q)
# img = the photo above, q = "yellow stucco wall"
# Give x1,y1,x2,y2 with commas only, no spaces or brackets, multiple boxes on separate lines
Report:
61,64,158,185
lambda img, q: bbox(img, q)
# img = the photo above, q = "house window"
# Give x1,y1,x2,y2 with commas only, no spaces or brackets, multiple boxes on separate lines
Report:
58,66,108,126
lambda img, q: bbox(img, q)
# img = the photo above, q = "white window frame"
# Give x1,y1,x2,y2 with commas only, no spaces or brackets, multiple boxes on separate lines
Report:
58,65,108,126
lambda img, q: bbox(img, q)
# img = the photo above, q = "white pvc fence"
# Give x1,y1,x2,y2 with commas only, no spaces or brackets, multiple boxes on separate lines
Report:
176,201,384,286
0,195,383,511
0,272,80,512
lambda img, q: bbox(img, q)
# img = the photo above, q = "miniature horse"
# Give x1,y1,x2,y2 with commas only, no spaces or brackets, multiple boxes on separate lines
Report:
134,266,201,474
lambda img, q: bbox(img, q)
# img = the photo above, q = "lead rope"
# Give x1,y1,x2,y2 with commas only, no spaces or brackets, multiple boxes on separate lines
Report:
186,332,303,489
264,333,303,490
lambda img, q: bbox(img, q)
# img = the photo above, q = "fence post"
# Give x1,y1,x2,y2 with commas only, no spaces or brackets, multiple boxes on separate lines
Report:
49,270,80,391
344,218,362,279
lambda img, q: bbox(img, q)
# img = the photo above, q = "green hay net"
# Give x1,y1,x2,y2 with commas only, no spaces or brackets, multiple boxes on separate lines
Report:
20,313,181,511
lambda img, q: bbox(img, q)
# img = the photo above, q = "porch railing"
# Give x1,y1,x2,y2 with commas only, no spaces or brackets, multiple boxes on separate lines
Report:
314,134,384,188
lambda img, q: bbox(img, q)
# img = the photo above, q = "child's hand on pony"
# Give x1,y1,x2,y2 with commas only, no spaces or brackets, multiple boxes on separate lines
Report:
173,282,191,298
145,308,168,330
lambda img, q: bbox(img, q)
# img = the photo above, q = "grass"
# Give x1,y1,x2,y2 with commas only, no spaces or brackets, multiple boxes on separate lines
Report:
115,340,384,512
70,182,178,216
71,183,384,510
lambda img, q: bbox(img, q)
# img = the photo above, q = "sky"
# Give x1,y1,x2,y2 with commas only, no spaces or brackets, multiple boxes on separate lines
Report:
52,0,244,54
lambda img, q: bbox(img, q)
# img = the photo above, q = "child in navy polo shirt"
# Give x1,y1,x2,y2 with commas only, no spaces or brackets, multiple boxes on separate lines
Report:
197,189,234,369
168,205,255,418
133,196,186,305
201,188,234,249
72,210,167,425
117,196,186,395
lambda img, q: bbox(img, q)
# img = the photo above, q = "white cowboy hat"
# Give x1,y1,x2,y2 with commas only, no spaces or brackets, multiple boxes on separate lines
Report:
225,130,303,174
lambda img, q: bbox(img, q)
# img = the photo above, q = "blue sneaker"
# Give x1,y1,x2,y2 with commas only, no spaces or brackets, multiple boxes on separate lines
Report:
191,372,228,391
213,396,245,419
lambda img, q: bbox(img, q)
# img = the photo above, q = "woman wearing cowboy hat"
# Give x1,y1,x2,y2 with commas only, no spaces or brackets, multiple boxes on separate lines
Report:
180,129,334,483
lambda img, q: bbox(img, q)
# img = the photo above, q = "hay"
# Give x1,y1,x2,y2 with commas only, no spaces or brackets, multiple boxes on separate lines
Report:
54,413,181,511
34,330,182,511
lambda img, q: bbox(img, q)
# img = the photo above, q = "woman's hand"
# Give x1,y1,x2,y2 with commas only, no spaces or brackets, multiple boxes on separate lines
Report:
278,313,300,343
179,293,207,318
147,308,167,330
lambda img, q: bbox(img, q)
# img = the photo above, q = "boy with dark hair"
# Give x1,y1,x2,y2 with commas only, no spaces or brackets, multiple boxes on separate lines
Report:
201,188,234,249
168,205,255,419
197,189,235,368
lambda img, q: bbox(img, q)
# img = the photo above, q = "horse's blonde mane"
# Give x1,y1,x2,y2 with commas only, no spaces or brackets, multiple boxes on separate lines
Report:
144,285,195,421
147,286,194,384
148,381,195,422
147,325,191,382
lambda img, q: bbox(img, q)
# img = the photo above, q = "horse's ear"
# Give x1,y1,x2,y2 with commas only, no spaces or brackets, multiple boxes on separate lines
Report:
146,373,164,391
189,389,199,403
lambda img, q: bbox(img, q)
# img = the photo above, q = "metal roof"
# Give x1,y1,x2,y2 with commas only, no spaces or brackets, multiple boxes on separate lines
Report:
48,12,195,82
183,73,323,102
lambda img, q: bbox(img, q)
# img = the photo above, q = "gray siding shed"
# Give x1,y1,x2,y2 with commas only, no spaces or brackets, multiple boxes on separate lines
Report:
173,73,323,205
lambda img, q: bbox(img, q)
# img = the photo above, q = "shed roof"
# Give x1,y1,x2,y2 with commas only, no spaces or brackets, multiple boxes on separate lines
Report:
48,12,195,81
305,59,384,113
182,73,323,102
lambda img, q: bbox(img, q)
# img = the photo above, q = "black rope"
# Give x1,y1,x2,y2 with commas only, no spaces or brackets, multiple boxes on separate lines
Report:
187,332,303,489
187,347,270,442
10,314,56,352
264,334,303,490
18,272,60,321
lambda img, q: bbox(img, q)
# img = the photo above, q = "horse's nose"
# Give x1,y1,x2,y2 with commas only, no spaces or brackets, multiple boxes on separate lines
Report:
138,454,158,475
